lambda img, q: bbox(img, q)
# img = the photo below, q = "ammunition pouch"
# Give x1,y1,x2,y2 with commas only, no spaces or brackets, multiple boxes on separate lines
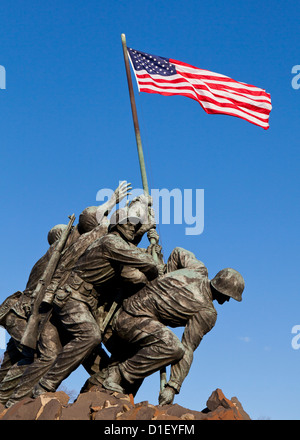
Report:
52,287,72,308
42,280,59,305
53,272,97,312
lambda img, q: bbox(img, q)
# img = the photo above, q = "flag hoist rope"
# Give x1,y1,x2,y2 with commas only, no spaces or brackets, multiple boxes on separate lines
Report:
121,33,167,393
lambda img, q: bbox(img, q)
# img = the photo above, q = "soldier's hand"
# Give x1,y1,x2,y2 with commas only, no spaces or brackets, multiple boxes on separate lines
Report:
146,242,162,255
158,385,176,406
147,228,159,243
146,243,164,268
114,181,132,204
157,263,166,276
136,193,153,207
139,209,156,233
136,218,156,240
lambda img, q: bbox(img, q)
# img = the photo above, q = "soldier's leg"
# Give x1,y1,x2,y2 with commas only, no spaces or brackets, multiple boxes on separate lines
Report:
81,331,141,394
0,338,22,384
103,311,184,391
37,299,101,393
0,312,34,402
0,338,30,404
6,318,64,405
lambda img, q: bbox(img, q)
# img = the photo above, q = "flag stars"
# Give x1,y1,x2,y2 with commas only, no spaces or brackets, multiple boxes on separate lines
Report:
128,48,177,76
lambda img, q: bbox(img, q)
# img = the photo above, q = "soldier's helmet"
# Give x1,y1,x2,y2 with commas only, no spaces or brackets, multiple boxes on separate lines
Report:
78,206,99,233
109,207,141,231
47,224,68,245
210,268,245,302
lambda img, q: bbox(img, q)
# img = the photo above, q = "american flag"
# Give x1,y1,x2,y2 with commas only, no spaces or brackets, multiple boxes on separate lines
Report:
127,48,272,130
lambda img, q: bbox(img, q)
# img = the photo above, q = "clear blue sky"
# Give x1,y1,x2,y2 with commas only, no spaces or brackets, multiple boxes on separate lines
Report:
0,0,299,420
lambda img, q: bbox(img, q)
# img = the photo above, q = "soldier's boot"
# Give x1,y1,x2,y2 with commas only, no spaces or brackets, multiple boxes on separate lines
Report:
32,382,51,398
102,366,125,394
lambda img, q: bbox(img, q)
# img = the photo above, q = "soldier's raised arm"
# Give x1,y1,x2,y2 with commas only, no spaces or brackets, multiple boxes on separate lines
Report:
77,181,132,234
96,181,132,224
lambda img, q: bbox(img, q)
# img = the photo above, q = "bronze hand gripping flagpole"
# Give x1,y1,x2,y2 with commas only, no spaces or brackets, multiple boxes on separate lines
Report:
121,34,167,393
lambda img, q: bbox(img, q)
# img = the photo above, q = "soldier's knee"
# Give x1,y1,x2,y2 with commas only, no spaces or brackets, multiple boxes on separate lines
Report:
167,247,186,269
164,335,185,363
92,332,102,347
160,328,185,362
172,342,185,362
173,246,185,253
85,325,102,348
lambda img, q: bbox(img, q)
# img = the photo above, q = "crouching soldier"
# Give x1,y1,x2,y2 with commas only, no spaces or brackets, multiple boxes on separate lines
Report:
102,247,245,405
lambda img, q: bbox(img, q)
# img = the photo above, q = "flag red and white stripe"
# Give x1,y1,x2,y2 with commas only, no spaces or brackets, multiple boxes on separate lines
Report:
128,48,272,130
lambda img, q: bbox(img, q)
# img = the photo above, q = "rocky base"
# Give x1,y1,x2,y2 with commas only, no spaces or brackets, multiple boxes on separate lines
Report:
0,387,251,421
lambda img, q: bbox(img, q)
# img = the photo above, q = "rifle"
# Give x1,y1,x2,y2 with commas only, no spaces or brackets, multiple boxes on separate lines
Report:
20,214,76,350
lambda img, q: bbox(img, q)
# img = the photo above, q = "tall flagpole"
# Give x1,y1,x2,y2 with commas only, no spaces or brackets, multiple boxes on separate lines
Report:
121,33,150,196
121,34,159,260
121,33,167,393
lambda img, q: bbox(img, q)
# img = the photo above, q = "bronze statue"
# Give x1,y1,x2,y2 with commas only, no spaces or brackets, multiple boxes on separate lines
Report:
1,182,245,410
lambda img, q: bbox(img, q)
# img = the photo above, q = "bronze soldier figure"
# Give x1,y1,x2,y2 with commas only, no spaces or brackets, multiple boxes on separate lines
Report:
101,247,244,405
0,224,68,404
